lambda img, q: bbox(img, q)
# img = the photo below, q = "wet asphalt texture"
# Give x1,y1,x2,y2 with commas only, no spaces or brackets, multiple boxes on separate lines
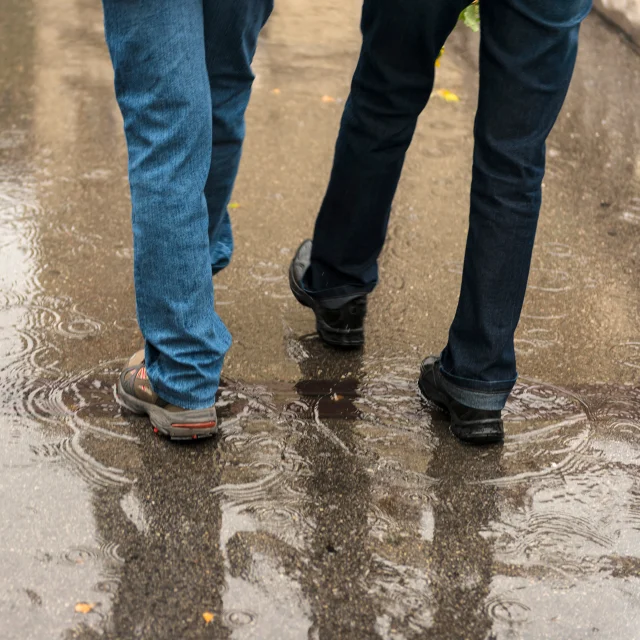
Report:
1,1,640,639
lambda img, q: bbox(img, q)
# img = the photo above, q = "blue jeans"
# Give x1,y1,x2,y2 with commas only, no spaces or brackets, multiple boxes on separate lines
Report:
103,0,272,409
305,0,592,410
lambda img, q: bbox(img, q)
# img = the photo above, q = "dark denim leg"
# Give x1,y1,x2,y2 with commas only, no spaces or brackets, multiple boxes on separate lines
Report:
305,0,469,300
441,0,592,410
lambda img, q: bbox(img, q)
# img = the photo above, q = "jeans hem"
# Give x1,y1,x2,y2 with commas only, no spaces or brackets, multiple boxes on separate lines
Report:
146,376,218,411
211,263,229,277
302,280,375,302
439,368,516,411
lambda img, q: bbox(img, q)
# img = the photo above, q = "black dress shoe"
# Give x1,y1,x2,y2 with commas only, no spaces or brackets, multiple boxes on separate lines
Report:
289,240,367,348
418,356,504,445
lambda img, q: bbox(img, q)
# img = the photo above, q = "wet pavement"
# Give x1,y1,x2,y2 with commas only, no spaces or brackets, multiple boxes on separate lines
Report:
1,1,640,638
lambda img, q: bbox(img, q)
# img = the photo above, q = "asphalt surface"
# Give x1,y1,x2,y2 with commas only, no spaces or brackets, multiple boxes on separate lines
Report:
1,1,640,639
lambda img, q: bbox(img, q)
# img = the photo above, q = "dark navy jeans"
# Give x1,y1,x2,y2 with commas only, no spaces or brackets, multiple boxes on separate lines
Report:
305,0,592,409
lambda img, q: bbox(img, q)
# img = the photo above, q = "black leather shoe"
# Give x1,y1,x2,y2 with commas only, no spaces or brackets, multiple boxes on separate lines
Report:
289,240,367,348
418,356,504,445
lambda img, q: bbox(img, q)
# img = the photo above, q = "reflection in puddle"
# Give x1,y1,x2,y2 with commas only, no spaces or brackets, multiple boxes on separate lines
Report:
0,137,114,640
195,351,640,638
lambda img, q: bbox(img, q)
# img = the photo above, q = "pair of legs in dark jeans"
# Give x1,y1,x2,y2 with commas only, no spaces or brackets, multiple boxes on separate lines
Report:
298,0,592,424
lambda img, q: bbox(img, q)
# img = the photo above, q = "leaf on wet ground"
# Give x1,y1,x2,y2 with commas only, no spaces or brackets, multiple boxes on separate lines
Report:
321,95,336,103
435,47,444,68
436,89,460,103
228,202,240,209
74,603,95,614
203,612,215,624
459,3,480,32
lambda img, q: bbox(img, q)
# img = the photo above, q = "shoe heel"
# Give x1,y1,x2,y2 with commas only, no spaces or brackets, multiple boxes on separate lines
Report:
316,320,364,348
149,407,218,441
317,297,367,348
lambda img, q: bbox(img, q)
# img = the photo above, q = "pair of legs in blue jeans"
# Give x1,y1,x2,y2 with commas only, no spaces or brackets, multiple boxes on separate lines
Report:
103,0,273,409
104,0,591,411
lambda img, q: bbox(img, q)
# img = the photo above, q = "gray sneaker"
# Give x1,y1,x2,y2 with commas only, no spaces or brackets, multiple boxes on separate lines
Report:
117,350,217,441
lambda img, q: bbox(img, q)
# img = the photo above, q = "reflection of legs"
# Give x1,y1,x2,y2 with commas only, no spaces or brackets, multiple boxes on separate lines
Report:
440,0,592,410
305,0,469,299
203,0,273,274
213,345,374,637
103,0,230,409
295,345,377,638
105,443,230,638
426,435,502,639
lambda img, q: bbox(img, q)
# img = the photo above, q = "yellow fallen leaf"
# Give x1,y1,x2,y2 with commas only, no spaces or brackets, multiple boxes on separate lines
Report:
228,202,240,209
272,88,281,95
435,47,444,68
203,612,215,624
321,95,336,103
436,89,460,103
331,393,344,401
75,603,95,614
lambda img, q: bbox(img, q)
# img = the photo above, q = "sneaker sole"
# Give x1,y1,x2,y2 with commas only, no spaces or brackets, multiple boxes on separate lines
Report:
418,377,504,445
288,264,365,349
117,379,217,441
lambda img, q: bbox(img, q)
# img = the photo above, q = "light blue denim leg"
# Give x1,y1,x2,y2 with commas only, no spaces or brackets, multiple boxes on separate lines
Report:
103,0,231,409
203,0,274,275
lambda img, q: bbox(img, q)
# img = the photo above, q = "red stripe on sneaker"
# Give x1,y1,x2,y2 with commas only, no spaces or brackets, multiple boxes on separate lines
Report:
171,421,217,429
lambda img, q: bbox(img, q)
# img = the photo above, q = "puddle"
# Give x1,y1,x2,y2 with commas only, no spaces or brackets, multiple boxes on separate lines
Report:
0,154,114,640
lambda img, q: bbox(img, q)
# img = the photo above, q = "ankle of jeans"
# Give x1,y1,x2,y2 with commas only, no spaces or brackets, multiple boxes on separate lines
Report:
439,366,516,411
301,274,375,304
211,254,231,276
145,366,217,411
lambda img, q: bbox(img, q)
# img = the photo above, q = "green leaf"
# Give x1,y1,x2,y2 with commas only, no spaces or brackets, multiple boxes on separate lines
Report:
459,3,480,32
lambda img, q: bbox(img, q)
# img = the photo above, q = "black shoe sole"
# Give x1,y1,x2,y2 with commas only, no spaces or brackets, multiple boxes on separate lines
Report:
289,262,365,349
418,376,504,445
